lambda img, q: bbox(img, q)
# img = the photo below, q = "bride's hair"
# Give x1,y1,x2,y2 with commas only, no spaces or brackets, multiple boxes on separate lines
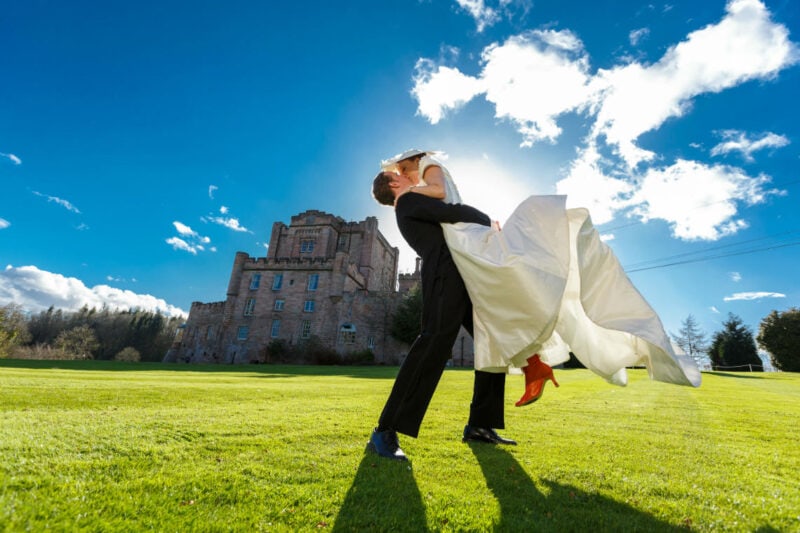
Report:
372,172,395,206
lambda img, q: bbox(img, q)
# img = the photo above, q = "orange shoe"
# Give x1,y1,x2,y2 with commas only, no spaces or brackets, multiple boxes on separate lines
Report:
515,354,559,407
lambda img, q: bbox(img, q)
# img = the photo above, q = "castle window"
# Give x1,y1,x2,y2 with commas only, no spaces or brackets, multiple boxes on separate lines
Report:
270,320,281,338
274,299,285,311
337,235,347,251
338,323,356,344
243,298,256,316
300,240,315,253
304,300,315,313
367,336,375,349
206,325,214,341
250,274,261,290
307,274,319,291
301,320,311,339
272,273,283,290
237,326,249,340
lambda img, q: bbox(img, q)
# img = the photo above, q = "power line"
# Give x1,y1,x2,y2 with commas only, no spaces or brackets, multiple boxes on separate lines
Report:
624,228,800,270
625,240,800,273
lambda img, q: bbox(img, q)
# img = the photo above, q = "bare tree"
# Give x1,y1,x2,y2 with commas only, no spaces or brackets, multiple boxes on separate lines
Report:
670,314,709,367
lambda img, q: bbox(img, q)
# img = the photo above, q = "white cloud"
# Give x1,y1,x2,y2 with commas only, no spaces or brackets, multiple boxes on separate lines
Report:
710,130,790,161
600,233,615,242
32,191,81,214
205,217,250,232
0,218,9,229
629,27,650,46
415,0,797,162
414,30,593,146
482,30,593,147
0,265,186,317
166,222,213,254
412,61,485,124
454,0,499,32
173,221,197,236
591,0,799,167
165,236,198,255
630,159,776,240
730,271,742,282
710,306,720,313
106,275,135,283
220,206,229,214
556,145,634,224
723,291,786,301
410,0,797,238
209,185,218,199
1,152,22,165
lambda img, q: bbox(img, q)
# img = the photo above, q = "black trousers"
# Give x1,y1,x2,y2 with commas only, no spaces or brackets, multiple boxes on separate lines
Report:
378,264,506,438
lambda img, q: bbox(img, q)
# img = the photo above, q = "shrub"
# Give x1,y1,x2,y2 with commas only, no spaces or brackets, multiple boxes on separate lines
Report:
115,347,141,362
265,339,290,363
300,336,341,365
345,349,375,365
11,344,73,360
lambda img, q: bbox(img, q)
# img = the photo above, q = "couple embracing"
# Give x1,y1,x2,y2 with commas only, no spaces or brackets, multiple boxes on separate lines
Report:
367,149,701,462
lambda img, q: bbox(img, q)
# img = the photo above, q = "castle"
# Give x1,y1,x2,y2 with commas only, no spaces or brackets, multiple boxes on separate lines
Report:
164,209,475,365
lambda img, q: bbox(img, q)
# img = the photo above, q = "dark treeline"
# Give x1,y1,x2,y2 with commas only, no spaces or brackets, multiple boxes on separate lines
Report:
24,306,182,362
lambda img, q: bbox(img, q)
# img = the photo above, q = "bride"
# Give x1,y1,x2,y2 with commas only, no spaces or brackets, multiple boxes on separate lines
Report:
380,149,701,403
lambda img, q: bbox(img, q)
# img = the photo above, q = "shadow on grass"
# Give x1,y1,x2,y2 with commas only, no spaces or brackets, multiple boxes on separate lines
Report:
0,359,409,379
468,444,687,532
333,452,428,532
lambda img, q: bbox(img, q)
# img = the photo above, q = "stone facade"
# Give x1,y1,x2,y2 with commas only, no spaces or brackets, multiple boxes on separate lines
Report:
165,209,476,365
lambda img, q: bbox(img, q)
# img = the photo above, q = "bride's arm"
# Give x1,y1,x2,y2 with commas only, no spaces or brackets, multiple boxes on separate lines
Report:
407,165,446,199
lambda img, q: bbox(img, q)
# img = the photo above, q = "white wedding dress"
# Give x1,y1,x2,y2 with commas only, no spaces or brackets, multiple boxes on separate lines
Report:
417,155,701,387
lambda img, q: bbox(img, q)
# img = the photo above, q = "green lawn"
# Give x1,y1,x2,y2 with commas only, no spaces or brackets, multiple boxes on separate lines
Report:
1,360,798,532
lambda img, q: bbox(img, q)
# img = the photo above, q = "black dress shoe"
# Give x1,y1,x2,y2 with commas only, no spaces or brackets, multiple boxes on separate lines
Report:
366,428,408,461
462,425,517,445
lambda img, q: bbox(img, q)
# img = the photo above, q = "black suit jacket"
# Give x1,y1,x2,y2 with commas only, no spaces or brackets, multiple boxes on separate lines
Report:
395,192,490,301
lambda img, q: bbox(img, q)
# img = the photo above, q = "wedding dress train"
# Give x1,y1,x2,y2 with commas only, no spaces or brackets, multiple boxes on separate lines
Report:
417,155,700,388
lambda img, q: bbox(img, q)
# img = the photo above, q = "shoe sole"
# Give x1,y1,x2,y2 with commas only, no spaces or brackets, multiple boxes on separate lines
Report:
515,396,541,407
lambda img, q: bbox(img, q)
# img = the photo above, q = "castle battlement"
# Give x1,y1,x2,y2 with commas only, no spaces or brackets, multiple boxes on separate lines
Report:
190,300,226,311
242,256,338,270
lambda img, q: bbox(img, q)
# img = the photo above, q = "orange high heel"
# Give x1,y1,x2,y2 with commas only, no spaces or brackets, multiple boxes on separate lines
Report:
515,354,559,407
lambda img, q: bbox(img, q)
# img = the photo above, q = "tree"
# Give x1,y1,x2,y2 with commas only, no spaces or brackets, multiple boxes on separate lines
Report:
390,285,422,345
670,314,709,367
708,313,762,371
55,325,99,360
27,306,68,346
0,303,31,357
757,308,800,372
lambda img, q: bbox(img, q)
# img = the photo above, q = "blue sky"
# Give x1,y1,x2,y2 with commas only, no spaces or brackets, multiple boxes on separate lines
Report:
1,0,798,349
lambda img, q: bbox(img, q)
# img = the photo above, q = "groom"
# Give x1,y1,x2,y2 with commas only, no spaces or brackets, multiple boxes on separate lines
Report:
368,170,515,461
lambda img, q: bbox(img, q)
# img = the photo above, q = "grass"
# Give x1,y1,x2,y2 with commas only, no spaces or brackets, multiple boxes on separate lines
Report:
0,359,798,532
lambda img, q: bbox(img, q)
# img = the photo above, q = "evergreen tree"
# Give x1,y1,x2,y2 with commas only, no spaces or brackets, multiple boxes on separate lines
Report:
757,308,800,372
390,285,422,345
708,313,763,371
28,307,67,345
670,314,709,367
